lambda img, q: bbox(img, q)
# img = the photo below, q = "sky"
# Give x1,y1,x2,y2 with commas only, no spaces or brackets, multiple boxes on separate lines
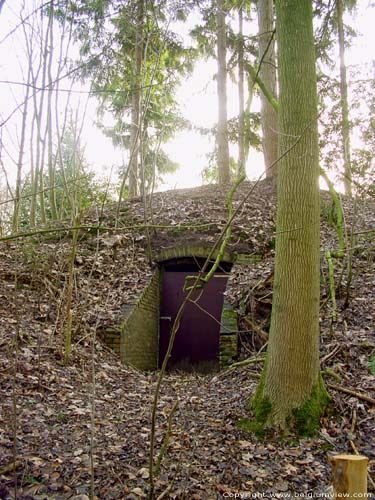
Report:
81,0,375,191
0,0,375,191
79,10,263,190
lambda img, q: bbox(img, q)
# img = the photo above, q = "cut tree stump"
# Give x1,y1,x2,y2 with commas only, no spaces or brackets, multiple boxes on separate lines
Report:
331,454,368,499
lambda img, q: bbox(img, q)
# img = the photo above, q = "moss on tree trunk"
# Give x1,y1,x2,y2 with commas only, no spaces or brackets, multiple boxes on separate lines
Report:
249,370,330,437
248,0,331,435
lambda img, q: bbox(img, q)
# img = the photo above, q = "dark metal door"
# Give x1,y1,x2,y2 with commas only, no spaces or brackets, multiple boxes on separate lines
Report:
159,271,228,369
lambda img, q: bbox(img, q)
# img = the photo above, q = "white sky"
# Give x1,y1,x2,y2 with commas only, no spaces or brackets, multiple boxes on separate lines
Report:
0,0,375,191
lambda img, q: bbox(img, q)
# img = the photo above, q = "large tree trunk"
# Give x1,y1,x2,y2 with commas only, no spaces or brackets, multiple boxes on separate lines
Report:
336,0,352,196
216,0,230,184
251,0,329,433
257,0,278,179
128,0,144,198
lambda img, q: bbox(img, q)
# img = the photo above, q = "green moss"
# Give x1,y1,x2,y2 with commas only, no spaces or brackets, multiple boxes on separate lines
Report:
321,368,342,382
369,355,375,376
290,376,332,437
253,396,272,427
320,199,334,225
321,442,335,451
237,358,273,438
168,225,189,236
238,394,272,439
239,231,250,241
222,308,237,319
243,361,331,438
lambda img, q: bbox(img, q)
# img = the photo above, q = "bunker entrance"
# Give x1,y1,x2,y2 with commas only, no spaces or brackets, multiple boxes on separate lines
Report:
159,257,232,372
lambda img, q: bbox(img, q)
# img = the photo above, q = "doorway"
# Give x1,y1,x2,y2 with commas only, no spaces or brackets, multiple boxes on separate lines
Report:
159,258,231,371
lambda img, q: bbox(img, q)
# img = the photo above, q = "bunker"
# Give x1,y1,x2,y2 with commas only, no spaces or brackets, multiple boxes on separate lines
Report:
159,257,233,371
102,247,240,371
99,182,275,371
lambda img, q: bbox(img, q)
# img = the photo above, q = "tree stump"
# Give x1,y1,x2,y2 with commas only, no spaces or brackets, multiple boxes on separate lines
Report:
331,454,368,499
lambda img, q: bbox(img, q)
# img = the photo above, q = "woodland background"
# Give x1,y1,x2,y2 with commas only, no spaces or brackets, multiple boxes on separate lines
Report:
0,0,374,499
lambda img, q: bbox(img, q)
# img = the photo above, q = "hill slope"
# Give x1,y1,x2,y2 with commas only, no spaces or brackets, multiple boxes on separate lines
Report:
0,180,374,498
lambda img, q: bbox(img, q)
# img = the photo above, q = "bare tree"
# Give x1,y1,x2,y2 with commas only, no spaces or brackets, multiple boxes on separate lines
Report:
12,66,31,232
216,0,230,184
336,0,352,195
128,0,144,197
257,0,278,179
237,5,245,177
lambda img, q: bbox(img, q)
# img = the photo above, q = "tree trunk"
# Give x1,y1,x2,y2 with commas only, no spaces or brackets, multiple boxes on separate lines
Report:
29,7,50,225
251,0,329,433
128,0,144,198
47,6,58,220
55,14,75,219
237,6,245,177
331,454,368,497
12,67,31,232
216,0,230,184
336,0,352,196
257,0,278,179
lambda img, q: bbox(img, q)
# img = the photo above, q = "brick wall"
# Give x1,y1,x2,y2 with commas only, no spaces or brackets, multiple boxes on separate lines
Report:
102,328,121,355
102,249,245,371
219,299,238,368
120,271,160,370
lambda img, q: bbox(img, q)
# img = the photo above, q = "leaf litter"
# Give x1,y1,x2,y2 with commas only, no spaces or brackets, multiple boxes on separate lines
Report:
0,180,374,499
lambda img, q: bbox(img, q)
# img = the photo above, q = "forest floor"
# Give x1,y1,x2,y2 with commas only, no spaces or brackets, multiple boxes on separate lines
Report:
0,182,374,500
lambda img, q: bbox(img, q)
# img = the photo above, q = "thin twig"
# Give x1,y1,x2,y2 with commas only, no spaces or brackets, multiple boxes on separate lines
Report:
243,316,268,341
228,356,266,369
0,461,22,476
154,400,179,477
327,383,375,405
320,344,341,365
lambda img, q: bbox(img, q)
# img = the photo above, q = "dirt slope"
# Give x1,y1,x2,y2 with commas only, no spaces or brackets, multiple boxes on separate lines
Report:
0,180,374,499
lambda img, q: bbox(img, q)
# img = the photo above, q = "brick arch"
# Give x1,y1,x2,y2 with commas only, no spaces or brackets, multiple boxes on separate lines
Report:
104,246,239,371
154,245,234,265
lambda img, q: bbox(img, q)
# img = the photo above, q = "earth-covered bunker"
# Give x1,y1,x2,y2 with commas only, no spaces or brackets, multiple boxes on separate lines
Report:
100,181,276,371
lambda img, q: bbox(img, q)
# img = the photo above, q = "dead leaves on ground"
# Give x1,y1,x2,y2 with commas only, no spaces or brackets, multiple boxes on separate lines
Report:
0,181,374,498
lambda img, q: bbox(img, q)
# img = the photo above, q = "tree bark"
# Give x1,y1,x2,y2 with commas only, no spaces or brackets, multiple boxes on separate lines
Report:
29,7,51,225
128,0,144,198
46,6,58,220
237,6,245,177
336,0,352,196
216,0,230,184
257,0,278,179
331,454,368,497
252,0,329,432
12,67,31,232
